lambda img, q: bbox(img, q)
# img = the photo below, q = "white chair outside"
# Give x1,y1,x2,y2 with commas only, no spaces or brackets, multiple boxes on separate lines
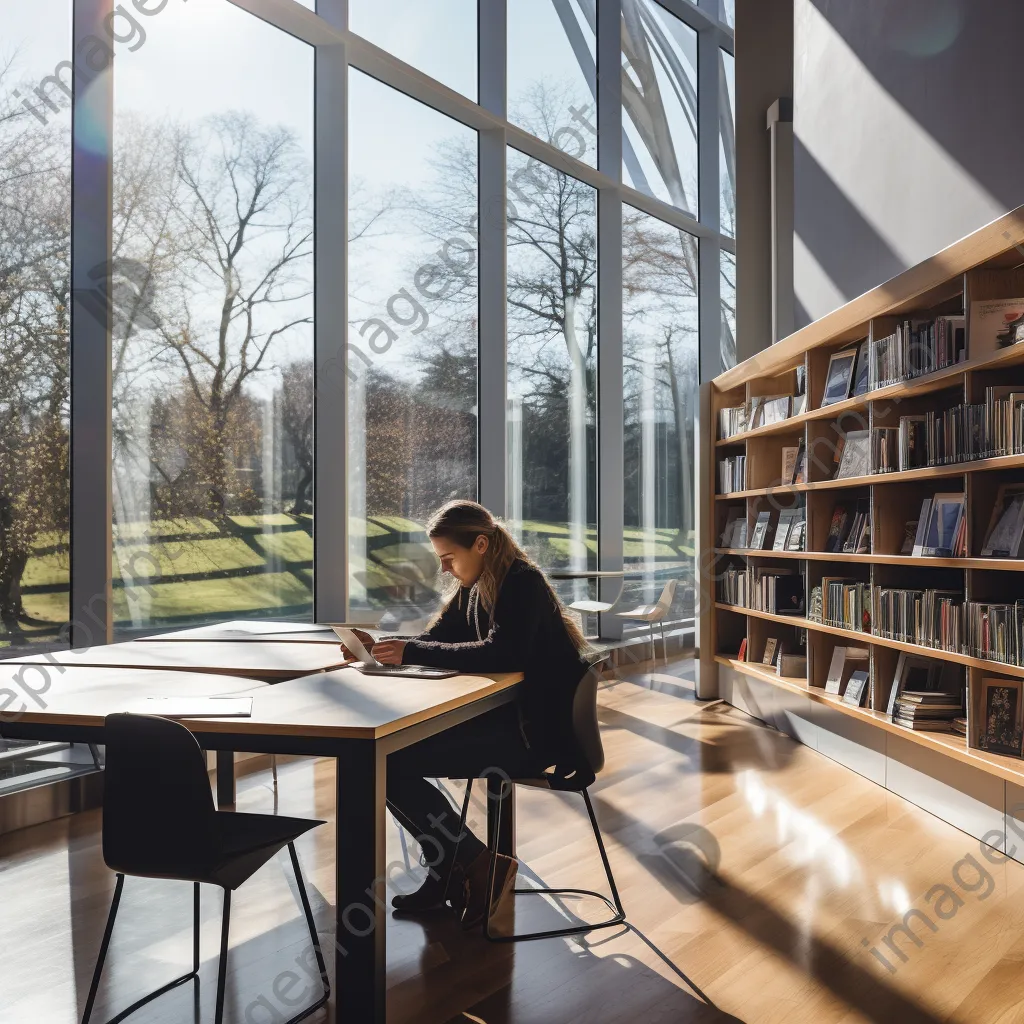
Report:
615,579,678,662
568,578,626,634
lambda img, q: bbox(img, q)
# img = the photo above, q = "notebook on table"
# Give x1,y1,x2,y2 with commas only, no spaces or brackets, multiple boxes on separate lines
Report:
332,628,458,679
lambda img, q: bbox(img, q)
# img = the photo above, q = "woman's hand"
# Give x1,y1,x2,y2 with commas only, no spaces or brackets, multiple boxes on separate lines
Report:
372,639,407,665
339,628,376,662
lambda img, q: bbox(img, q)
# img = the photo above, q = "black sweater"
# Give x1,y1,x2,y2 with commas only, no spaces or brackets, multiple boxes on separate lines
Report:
402,560,589,763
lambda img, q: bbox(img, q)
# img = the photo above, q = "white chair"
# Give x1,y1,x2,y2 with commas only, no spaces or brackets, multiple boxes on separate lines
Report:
569,578,626,639
616,579,678,662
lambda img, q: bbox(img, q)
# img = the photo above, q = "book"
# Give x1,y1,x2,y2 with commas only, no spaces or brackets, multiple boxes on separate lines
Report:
871,315,965,386
749,511,772,550
885,652,939,717
919,492,966,557
843,670,869,707
899,520,919,555
792,439,807,484
981,483,1024,557
836,429,870,479
872,427,897,474
911,499,933,557
777,653,807,678
773,509,797,551
841,499,870,554
781,446,800,485
852,339,870,396
970,298,1024,360
825,645,869,694
761,395,791,425
821,347,858,406
785,517,806,552
762,638,779,666
720,507,747,548
898,415,928,470
824,503,852,553
746,396,765,432
718,455,747,493
978,677,1024,756
773,575,805,615
719,405,747,439
737,637,747,661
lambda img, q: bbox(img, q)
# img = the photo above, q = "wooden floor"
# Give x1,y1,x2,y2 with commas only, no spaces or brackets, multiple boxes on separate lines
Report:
4,657,1024,1023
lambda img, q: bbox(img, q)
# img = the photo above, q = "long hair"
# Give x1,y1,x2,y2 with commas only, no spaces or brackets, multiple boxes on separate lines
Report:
426,500,589,654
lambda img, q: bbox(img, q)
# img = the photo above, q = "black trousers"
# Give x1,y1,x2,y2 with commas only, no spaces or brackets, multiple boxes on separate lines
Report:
386,704,544,870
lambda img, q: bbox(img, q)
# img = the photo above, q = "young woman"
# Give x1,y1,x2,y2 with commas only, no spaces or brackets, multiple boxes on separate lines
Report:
373,499,592,928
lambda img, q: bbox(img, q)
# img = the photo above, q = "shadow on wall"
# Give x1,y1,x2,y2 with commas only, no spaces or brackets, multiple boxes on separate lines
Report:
794,0,1024,328
809,0,1024,213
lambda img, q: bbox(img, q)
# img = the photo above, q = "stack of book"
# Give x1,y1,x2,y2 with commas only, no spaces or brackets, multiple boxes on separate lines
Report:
873,587,963,651
822,576,870,631
719,405,747,439
718,455,746,493
964,600,1024,666
870,315,966,388
952,717,967,737
892,691,964,732
873,427,898,473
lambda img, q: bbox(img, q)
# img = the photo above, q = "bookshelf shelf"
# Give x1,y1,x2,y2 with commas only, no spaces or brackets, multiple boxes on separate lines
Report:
701,206,1024,801
715,655,1024,786
714,548,1024,570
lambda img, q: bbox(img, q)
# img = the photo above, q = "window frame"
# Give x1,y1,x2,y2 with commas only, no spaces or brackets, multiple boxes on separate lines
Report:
65,0,734,641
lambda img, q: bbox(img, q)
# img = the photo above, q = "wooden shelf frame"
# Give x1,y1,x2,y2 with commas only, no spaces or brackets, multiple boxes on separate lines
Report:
700,203,1024,784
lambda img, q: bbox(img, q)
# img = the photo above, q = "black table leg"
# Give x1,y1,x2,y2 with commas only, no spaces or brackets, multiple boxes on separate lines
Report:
216,750,235,808
487,772,517,857
335,740,387,1023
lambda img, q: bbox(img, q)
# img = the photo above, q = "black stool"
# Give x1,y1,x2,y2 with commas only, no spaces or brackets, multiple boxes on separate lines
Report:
82,713,329,1024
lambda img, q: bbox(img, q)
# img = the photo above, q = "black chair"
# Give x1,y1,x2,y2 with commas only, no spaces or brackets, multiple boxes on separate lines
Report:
453,662,626,942
82,714,329,1024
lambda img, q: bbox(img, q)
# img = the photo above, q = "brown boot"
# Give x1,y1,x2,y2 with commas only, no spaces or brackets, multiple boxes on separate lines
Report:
461,849,518,930
391,861,467,916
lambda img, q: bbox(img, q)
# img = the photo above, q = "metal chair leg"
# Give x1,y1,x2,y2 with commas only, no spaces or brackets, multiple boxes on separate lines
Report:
194,883,201,973
214,890,231,1024
82,875,203,1024
284,842,331,1024
483,786,626,943
81,874,124,1024
271,754,278,789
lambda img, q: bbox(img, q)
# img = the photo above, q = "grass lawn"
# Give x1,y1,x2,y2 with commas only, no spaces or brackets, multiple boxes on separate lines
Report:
8,513,692,643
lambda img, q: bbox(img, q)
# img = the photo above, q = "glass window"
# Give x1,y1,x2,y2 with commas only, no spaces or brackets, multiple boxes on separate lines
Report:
508,0,597,168
111,1,314,638
621,0,699,216
348,71,479,629
721,0,736,29
0,0,71,650
349,0,477,102
719,49,736,236
721,249,737,371
623,207,698,634
506,149,597,577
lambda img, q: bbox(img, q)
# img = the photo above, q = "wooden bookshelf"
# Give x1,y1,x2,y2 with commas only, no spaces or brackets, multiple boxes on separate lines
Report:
700,204,1024,789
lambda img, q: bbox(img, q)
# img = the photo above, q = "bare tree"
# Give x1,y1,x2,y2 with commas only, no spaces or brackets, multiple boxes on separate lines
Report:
0,54,71,635
113,111,313,520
